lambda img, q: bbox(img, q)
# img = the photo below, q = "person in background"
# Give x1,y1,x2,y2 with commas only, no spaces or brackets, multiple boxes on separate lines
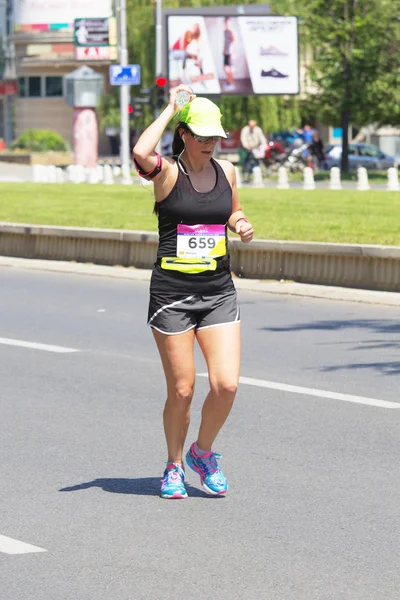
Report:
240,119,267,181
296,124,315,163
308,130,325,170
75,20,88,45
297,123,315,144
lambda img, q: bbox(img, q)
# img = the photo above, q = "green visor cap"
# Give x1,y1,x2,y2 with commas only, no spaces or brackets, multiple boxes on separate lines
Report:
178,97,227,139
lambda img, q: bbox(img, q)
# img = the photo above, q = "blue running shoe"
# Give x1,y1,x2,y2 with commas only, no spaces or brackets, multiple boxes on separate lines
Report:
160,462,187,499
186,443,228,495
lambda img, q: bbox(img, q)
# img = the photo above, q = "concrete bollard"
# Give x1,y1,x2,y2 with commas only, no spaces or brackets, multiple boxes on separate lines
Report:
329,167,342,190
235,166,242,188
32,164,47,183
121,164,133,185
387,167,399,192
303,166,315,190
86,168,100,184
252,165,264,187
66,165,77,183
74,165,86,184
103,164,114,185
357,167,370,191
55,168,65,183
277,166,290,189
112,165,121,179
47,165,57,183
96,165,104,182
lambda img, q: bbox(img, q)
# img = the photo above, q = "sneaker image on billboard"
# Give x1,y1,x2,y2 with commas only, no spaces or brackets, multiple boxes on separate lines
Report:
260,45,288,56
261,68,288,78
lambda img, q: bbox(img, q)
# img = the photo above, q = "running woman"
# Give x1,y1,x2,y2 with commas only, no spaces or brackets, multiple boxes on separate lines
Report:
133,86,254,499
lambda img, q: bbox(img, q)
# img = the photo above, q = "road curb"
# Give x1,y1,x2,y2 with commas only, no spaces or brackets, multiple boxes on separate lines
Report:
1,222,400,292
1,256,399,307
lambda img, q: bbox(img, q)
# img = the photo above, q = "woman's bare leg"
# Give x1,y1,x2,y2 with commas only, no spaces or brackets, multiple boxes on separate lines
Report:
195,323,241,451
152,328,196,464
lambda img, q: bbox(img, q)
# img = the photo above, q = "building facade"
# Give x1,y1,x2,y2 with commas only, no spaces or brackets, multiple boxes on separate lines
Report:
11,0,115,155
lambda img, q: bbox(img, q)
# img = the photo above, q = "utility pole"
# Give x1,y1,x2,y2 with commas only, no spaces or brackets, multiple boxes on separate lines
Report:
0,0,15,147
0,0,5,143
155,0,163,152
155,0,162,82
116,0,132,183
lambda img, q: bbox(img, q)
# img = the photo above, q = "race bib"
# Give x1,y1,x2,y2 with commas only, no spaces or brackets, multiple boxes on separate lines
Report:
177,224,226,258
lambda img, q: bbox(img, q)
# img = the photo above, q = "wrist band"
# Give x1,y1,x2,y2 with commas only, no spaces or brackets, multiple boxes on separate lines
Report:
134,152,162,180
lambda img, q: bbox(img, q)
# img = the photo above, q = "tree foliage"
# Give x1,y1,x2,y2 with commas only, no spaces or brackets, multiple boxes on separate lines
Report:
12,129,70,152
97,87,121,130
301,0,400,128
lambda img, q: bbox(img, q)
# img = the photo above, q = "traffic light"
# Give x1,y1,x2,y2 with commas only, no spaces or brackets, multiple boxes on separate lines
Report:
155,76,168,110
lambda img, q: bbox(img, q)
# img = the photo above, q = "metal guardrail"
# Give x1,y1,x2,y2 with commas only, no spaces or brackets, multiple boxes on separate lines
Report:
0,223,399,292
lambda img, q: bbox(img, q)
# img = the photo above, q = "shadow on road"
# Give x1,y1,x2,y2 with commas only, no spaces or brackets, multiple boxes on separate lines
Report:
262,318,400,335
59,477,221,498
322,361,400,375
260,318,400,375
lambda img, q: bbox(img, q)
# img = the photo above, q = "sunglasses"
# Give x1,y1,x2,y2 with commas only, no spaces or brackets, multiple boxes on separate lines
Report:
187,129,220,143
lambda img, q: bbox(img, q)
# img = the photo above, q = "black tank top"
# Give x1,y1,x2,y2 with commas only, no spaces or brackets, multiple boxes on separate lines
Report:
150,157,235,294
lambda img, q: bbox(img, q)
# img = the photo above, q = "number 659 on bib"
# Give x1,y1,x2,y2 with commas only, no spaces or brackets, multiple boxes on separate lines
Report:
177,224,226,259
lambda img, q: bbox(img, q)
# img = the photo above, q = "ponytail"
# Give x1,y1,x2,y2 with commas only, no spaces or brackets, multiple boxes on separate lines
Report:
172,123,187,155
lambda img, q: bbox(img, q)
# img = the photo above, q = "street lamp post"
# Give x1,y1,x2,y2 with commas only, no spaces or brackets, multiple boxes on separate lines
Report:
155,0,163,80
155,0,163,152
116,0,132,183
0,0,15,147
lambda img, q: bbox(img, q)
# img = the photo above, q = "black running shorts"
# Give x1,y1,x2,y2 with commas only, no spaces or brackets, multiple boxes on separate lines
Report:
147,289,240,335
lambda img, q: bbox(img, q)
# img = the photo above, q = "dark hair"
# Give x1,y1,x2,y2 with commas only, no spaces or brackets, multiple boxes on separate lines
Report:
153,122,189,214
172,121,189,155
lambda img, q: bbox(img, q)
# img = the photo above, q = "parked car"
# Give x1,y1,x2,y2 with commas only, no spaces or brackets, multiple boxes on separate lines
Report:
324,143,396,170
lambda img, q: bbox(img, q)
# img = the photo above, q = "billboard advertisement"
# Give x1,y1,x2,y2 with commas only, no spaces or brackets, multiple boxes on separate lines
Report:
167,15,299,96
74,18,111,46
14,0,113,31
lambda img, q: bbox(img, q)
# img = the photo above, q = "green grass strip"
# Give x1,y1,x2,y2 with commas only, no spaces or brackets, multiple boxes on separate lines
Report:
0,183,399,246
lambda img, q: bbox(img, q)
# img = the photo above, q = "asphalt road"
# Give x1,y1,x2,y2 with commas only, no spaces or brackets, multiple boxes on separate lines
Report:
1,267,400,600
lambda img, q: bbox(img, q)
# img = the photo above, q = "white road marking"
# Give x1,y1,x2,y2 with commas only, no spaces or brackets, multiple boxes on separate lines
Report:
0,337,79,353
198,373,400,409
0,534,47,554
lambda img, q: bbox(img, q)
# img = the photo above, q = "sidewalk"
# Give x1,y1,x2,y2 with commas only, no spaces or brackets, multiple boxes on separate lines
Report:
0,163,34,182
1,255,399,307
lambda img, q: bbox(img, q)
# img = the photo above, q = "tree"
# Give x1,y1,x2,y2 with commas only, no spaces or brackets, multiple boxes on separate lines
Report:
301,0,400,170
97,87,122,130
